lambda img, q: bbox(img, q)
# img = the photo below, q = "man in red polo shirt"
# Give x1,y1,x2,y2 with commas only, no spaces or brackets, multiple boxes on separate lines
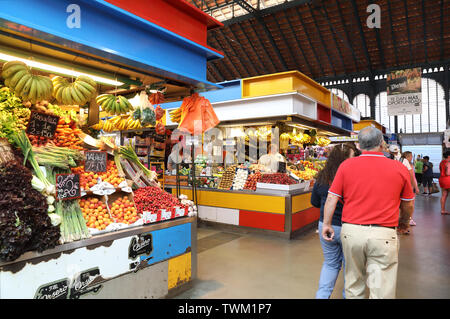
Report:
321,126,415,299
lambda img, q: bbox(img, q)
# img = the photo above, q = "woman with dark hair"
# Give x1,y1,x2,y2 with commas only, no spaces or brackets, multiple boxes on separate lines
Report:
311,143,357,299
399,151,419,230
439,151,450,215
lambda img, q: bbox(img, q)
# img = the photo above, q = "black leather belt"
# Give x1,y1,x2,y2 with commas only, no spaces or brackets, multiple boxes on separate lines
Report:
344,223,396,229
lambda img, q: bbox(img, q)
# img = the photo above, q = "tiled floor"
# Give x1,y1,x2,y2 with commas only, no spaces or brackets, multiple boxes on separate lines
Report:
176,193,450,299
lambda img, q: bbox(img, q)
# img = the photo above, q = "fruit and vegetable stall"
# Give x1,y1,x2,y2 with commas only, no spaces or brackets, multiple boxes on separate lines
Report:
0,0,224,299
161,72,359,239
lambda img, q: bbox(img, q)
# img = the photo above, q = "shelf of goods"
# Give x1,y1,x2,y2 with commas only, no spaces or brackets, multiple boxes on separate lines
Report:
0,0,223,299
161,71,352,239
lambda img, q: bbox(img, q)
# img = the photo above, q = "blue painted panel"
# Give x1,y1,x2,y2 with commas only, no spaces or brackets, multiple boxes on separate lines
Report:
160,79,242,109
331,110,353,131
139,222,191,265
0,0,221,88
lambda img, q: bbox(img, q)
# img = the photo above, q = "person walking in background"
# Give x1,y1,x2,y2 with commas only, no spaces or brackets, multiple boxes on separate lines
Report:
388,144,401,161
321,126,414,299
311,143,357,299
415,155,423,188
422,156,434,196
400,151,419,229
439,151,450,215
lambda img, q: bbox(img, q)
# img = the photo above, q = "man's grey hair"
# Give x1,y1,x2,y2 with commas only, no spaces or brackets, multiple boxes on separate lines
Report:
358,126,383,150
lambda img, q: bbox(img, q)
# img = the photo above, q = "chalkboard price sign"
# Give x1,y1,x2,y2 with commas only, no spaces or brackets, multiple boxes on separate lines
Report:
84,151,107,173
278,161,286,173
56,173,81,200
26,111,59,138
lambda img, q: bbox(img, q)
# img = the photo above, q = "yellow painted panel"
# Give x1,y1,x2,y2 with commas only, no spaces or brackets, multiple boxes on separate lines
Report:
242,71,331,107
353,120,382,132
292,76,331,107
172,189,286,214
242,75,294,98
168,252,191,290
291,192,313,213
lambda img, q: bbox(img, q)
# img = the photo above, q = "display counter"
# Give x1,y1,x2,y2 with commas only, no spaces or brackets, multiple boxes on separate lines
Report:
168,186,319,239
0,217,196,299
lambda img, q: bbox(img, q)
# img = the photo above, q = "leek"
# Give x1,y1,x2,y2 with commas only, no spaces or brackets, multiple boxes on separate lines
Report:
119,143,153,177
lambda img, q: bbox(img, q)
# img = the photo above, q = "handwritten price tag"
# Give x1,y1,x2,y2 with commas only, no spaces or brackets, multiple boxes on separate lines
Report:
84,151,107,173
26,111,59,138
56,173,81,200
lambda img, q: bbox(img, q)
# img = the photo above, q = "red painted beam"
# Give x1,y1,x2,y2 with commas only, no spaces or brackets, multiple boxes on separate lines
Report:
239,211,285,232
105,0,222,50
292,207,320,232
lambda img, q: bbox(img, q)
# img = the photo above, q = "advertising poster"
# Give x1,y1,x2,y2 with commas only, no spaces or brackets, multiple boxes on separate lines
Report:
387,68,422,116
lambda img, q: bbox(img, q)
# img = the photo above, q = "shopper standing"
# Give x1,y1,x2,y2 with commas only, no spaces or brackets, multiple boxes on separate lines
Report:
311,143,357,299
414,155,423,188
400,151,419,229
389,144,401,161
422,156,434,196
321,126,415,299
439,151,450,215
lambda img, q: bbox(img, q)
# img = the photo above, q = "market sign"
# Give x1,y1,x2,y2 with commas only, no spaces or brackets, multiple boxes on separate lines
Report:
56,173,81,200
26,111,59,138
331,94,360,122
329,135,359,142
387,68,422,116
84,151,107,173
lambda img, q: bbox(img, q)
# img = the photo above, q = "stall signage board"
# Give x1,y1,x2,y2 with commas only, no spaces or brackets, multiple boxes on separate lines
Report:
387,68,422,116
56,173,81,200
84,151,107,173
0,223,192,298
331,94,352,117
278,161,286,173
26,111,59,138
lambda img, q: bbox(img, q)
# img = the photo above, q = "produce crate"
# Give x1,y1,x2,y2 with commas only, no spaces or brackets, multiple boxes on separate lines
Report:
142,206,189,224
79,194,114,235
105,191,140,226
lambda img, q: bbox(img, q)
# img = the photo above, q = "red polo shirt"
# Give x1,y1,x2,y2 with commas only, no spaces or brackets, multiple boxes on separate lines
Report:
328,151,415,227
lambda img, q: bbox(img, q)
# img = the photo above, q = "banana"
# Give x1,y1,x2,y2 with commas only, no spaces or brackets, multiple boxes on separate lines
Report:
20,75,35,101
55,86,64,104
28,76,38,103
14,73,31,95
70,85,84,105
96,94,111,105
8,69,28,90
33,77,43,102
76,75,97,89
77,80,96,96
118,96,130,112
73,82,90,101
62,86,71,105
2,61,27,73
102,97,113,113
2,63,28,79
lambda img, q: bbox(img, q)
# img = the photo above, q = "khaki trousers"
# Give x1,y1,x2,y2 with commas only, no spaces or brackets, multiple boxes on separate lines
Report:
341,223,400,299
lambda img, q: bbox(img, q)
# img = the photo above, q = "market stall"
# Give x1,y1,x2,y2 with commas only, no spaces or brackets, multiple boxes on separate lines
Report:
0,0,223,298
161,71,359,238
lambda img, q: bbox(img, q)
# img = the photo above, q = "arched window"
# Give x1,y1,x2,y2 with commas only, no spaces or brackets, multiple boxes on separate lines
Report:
375,78,446,133
352,94,370,118
330,88,349,103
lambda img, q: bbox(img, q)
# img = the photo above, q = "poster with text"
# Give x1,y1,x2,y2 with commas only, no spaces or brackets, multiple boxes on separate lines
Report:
387,68,422,116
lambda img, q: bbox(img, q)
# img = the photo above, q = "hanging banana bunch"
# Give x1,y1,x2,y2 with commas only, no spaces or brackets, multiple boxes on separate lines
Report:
2,61,54,103
280,132,291,151
52,75,97,105
96,94,133,115
169,107,182,123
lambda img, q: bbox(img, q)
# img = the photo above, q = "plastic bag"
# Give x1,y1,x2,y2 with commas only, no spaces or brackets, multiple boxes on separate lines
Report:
178,93,220,134
141,107,156,126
